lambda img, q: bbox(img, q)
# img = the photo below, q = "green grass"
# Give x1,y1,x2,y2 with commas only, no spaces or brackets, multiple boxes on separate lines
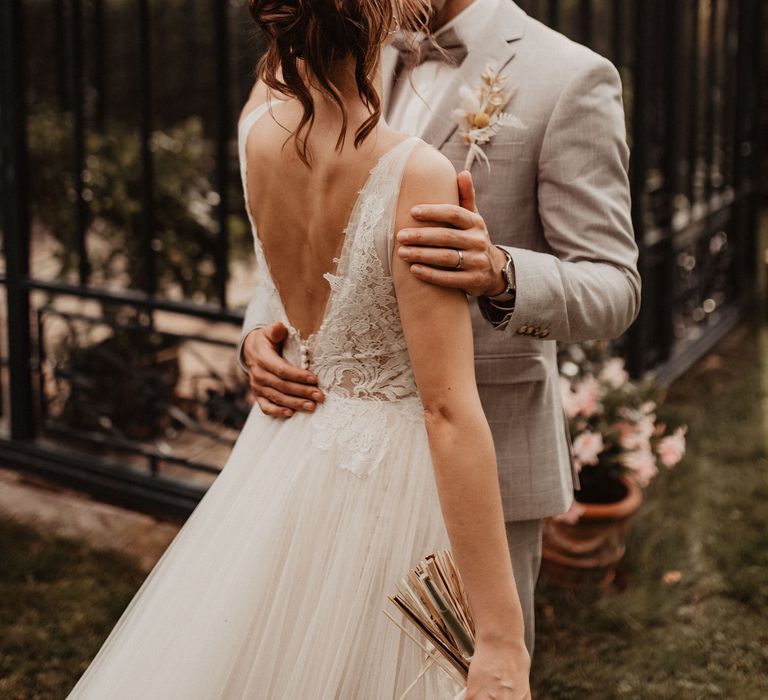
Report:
3,318,768,698
0,517,145,699
532,316,768,699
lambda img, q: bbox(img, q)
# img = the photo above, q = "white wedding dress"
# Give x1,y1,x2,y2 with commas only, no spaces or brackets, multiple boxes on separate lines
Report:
65,101,461,699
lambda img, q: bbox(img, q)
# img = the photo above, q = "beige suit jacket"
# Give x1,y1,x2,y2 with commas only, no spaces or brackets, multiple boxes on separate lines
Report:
236,1,641,521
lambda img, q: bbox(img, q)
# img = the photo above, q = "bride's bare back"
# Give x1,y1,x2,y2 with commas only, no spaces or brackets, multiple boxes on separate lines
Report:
243,97,407,341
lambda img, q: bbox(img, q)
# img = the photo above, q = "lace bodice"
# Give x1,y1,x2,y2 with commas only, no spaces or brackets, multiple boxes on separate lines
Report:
238,101,426,476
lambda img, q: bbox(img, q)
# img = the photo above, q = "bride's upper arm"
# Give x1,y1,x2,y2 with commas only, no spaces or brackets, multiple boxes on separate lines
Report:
392,147,479,414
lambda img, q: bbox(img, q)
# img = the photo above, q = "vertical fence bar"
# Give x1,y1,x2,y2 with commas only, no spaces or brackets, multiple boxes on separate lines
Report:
579,0,592,45
92,0,106,130
213,0,231,309
736,0,759,294
733,0,748,296
53,0,69,111
703,0,718,203
611,0,624,68
1,0,35,440
725,0,739,190
755,0,765,203
69,0,90,286
138,0,156,299
35,311,48,425
687,1,701,206
654,1,679,366
665,2,684,214
627,0,653,376
548,0,559,30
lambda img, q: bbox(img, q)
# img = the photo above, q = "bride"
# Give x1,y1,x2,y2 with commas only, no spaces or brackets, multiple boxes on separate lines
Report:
65,1,530,698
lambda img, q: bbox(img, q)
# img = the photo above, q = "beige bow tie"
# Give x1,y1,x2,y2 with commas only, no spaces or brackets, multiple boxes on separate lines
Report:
391,27,469,69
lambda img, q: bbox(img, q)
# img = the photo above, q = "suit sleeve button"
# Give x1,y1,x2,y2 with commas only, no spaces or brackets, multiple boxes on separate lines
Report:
540,329,550,337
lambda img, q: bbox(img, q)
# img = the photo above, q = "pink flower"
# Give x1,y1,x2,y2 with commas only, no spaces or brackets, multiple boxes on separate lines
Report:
657,426,687,467
560,374,602,418
574,374,602,417
553,500,586,525
622,448,658,488
618,415,656,452
599,357,629,389
612,420,635,446
560,377,580,418
572,431,604,471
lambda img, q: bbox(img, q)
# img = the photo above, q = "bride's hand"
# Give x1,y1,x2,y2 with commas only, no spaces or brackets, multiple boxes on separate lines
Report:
465,637,532,700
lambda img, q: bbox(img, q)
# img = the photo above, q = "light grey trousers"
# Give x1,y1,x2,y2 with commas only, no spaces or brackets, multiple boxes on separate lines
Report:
504,518,544,659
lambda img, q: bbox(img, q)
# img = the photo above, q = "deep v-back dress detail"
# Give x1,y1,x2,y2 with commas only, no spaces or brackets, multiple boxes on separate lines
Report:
65,101,458,699
240,101,416,359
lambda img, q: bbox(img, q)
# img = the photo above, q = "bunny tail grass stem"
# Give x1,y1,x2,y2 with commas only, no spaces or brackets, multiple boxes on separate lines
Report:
382,610,467,688
397,656,436,700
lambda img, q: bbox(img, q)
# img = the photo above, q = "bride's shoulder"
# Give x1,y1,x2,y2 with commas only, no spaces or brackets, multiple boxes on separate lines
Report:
399,141,459,206
237,80,290,129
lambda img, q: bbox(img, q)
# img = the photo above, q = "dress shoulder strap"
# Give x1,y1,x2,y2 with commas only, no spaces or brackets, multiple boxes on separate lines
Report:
237,98,286,180
369,136,427,276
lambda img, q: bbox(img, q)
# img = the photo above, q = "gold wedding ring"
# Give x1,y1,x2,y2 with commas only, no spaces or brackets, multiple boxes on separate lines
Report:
453,248,464,270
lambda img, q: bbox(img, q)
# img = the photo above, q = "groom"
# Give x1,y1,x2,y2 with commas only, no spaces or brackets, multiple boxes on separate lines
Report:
236,0,640,657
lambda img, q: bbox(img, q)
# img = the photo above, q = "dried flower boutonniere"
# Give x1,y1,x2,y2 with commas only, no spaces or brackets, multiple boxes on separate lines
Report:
453,64,527,172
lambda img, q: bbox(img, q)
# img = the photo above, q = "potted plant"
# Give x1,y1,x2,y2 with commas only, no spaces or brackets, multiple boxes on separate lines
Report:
541,341,688,588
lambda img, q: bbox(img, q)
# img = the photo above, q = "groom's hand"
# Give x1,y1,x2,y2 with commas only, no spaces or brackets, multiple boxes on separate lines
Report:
242,322,324,418
396,170,507,298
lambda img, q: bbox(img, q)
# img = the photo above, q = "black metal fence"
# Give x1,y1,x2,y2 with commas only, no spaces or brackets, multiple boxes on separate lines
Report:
1,0,765,517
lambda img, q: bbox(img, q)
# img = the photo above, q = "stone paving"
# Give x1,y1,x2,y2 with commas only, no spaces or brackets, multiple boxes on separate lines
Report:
0,466,181,573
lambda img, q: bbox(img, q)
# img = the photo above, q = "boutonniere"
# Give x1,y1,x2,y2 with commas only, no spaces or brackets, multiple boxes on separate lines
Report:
453,64,527,172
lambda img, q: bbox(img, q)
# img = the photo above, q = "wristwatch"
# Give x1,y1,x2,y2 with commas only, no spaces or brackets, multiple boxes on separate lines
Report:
488,245,516,308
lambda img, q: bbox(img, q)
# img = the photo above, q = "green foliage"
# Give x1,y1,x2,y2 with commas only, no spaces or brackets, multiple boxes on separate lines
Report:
26,109,246,301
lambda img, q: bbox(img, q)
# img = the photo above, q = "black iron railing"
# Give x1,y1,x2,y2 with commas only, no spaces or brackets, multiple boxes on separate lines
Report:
0,0,765,517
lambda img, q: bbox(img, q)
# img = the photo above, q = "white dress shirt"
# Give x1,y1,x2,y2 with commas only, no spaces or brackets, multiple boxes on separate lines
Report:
386,0,500,134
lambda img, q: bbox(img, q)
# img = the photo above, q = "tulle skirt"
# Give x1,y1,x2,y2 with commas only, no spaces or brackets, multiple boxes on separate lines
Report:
65,396,460,699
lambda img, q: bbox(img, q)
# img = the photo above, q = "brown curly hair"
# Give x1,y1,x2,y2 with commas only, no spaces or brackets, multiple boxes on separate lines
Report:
248,0,430,166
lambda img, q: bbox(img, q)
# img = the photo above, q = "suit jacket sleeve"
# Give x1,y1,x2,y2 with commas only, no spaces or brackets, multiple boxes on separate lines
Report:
478,55,641,341
235,279,273,375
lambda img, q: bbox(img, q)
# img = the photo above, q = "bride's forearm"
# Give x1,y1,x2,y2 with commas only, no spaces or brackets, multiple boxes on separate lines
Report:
424,402,526,642
389,145,526,645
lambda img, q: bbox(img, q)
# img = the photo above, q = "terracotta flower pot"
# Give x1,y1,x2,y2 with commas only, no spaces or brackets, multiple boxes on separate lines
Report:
540,474,643,589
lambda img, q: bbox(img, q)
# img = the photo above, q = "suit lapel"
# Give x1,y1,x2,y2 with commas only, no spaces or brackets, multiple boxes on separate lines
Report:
419,0,528,150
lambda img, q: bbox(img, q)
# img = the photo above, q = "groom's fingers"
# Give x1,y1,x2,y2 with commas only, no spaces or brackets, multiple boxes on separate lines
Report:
398,226,484,250
254,395,293,419
259,351,317,386
457,170,478,213
408,265,476,289
252,369,323,404
399,245,484,269
255,384,318,413
410,203,480,230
